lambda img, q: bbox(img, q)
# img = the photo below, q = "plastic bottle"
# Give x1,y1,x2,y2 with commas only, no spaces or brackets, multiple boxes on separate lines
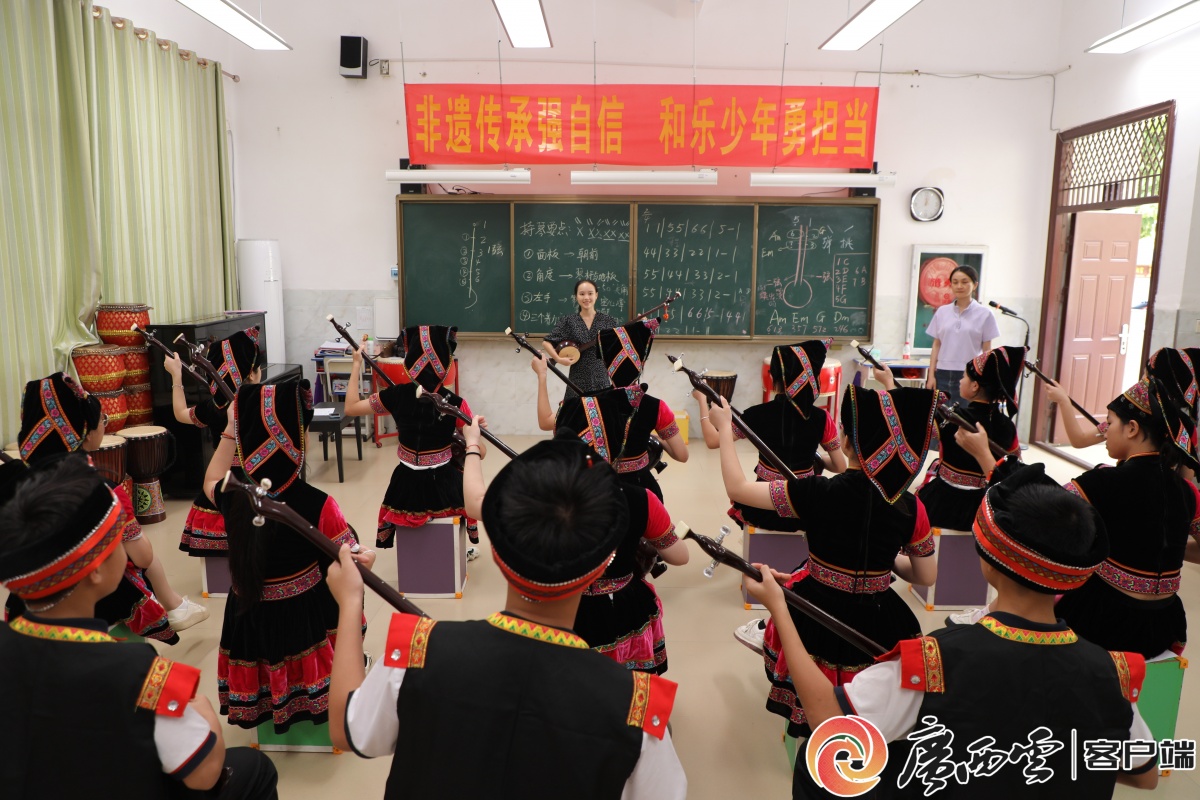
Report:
902,338,912,360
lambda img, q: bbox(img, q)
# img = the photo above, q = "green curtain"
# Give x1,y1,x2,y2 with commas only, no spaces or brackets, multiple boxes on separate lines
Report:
0,1,234,445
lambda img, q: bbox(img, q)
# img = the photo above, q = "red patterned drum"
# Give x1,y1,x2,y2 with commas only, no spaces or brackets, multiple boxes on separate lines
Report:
124,382,154,426
119,425,175,525
120,345,151,385
96,303,151,346
91,434,128,485
72,344,126,393
92,389,129,433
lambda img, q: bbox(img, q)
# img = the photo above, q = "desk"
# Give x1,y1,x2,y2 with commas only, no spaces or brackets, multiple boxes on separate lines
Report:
308,402,362,483
852,358,931,389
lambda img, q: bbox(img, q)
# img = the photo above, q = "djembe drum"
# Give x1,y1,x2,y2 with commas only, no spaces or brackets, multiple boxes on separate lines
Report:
119,425,175,525
702,371,738,403
90,435,128,486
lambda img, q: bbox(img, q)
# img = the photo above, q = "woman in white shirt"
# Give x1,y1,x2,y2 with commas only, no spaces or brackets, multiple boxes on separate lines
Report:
924,265,999,406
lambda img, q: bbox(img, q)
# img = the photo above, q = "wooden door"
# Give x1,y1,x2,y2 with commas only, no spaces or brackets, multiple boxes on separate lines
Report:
1053,212,1140,443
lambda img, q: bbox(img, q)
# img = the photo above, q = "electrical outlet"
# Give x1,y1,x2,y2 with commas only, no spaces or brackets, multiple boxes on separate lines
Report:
380,59,390,77
1194,318,1200,334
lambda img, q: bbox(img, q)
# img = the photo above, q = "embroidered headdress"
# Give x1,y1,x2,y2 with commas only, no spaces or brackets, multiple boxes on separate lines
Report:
481,438,628,603
966,345,1027,417
973,463,1107,594
597,319,659,389
209,327,261,406
18,373,103,464
1147,347,1199,417
233,380,314,497
402,325,457,392
555,388,635,464
0,456,126,600
841,385,938,503
770,338,833,416
1108,375,1199,470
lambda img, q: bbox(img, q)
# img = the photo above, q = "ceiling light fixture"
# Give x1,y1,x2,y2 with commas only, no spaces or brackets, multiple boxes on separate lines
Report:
1087,0,1200,54
492,0,552,48
819,0,924,51
570,170,718,186
175,0,291,50
384,169,532,185
749,172,896,188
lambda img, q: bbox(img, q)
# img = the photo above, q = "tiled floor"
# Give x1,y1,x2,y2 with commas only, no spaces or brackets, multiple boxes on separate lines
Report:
5,430,1198,797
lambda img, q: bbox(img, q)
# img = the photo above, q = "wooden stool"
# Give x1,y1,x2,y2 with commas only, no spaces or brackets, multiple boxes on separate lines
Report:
200,556,232,598
253,719,337,753
742,524,809,610
908,528,990,611
394,516,468,599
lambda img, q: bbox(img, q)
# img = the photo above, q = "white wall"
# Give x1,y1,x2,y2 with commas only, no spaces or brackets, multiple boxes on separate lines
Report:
1054,0,1200,350
103,0,1064,434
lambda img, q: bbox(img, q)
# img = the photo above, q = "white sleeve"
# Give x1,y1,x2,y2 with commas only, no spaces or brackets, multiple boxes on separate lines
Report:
621,728,687,800
1128,703,1156,770
839,659,924,743
154,704,217,777
344,659,406,758
982,310,1001,341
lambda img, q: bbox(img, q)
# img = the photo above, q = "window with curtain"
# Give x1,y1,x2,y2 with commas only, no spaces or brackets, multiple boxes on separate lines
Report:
0,0,235,445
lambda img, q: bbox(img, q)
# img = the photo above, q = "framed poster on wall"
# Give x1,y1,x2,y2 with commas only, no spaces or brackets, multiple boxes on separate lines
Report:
906,245,988,355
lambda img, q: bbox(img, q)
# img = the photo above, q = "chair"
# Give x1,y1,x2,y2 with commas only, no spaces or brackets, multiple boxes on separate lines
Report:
322,356,357,402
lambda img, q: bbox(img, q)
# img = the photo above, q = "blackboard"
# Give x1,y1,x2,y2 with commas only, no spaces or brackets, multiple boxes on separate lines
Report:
754,204,874,338
513,203,631,331
400,202,511,333
396,196,878,340
635,203,755,336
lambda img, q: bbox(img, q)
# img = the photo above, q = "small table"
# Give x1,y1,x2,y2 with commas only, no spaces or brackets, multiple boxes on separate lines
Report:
309,402,363,483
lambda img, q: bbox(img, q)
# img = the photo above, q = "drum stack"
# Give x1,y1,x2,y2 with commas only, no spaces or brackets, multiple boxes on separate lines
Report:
71,304,153,433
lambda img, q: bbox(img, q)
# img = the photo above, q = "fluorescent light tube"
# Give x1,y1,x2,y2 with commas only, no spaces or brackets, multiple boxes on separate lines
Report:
749,172,896,188
1088,0,1200,53
570,170,718,186
384,169,532,185
175,0,291,50
493,0,552,48
820,0,924,51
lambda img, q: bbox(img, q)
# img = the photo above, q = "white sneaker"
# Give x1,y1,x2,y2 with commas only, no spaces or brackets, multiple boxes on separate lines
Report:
734,618,767,655
167,596,209,631
466,547,480,562
945,606,988,627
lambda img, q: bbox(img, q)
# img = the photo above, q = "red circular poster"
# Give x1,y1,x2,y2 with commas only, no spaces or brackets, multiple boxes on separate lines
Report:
918,257,958,308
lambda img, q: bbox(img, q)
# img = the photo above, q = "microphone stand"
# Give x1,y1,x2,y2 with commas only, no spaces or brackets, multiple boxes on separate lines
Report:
1002,309,1031,441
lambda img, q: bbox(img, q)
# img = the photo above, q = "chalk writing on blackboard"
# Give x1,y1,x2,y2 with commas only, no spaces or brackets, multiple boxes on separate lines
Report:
756,215,869,336
636,204,754,336
459,220,504,310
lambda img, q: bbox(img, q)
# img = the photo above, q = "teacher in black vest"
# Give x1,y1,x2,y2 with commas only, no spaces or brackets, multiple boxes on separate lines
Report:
541,279,620,398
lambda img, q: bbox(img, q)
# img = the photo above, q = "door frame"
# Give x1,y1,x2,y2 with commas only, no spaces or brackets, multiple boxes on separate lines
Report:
1032,101,1176,462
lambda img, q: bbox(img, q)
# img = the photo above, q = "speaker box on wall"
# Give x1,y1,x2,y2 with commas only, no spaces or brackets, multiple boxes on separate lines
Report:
340,36,368,79
398,159,425,194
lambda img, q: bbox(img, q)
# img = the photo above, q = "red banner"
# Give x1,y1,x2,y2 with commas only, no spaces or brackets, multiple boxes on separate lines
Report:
404,84,878,169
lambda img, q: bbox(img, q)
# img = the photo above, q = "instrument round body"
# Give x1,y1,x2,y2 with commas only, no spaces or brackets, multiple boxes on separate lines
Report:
555,341,582,363
119,425,174,480
123,382,154,426
91,434,128,485
91,388,129,433
702,371,738,403
118,345,151,385
72,344,126,393
96,303,150,346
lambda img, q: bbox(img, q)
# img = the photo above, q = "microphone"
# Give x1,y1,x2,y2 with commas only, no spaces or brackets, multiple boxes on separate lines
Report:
988,300,1020,317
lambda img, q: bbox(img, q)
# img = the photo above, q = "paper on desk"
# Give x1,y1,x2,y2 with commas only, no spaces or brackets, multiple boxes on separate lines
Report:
313,408,336,417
